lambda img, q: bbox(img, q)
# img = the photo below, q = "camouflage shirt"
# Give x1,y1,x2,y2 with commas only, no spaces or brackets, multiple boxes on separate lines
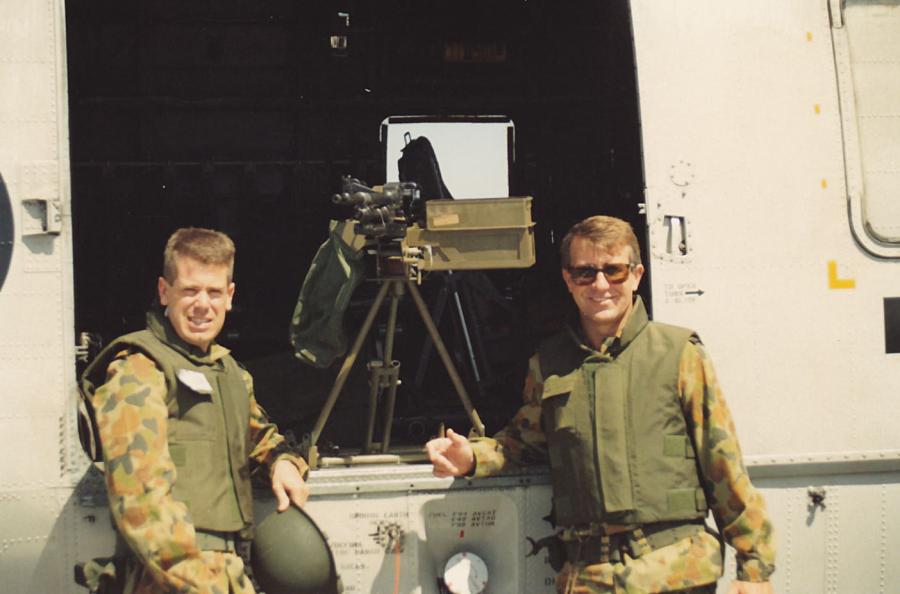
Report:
471,326,775,588
91,344,307,594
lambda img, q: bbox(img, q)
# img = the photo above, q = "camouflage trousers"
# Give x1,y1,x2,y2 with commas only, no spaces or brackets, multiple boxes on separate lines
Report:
554,529,722,594
127,552,254,594
82,551,255,594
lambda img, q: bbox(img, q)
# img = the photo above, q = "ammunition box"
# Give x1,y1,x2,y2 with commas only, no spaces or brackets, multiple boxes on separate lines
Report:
404,197,536,270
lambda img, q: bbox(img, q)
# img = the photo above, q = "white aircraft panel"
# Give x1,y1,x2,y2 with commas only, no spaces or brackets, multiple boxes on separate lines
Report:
0,364,64,416
0,416,63,489
0,287,63,349
0,487,68,594
821,477,900,594
420,491,522,594
287,467,557,594
298,494,420,594
0,122,60,169
297,489,537,594
631,0,900,459
0,0,55,62
0,0,62,167
0,63,56,124
523,483,557,591
0,0,75,516
864,174,900,239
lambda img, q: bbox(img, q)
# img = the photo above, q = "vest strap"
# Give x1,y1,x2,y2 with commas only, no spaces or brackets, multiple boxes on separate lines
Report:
562,520,706,564
558,522,635,541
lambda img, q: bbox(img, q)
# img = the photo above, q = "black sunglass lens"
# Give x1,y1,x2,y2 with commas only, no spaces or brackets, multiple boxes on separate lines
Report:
603,264,629,282
569,264,631,284
572,267,598,283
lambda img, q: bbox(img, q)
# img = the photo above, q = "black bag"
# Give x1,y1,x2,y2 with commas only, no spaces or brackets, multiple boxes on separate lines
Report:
398,134,453,222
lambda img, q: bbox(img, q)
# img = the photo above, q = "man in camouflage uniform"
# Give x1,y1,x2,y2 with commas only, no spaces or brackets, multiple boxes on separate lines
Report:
426,216,775,594
80,228,309,594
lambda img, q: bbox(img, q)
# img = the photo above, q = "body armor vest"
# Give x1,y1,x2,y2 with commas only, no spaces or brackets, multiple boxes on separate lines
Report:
539,299,708,527
82,310,254,533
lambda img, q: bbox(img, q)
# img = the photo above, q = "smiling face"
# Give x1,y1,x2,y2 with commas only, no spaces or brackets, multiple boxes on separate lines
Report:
158,254,234,352
562,237,644,340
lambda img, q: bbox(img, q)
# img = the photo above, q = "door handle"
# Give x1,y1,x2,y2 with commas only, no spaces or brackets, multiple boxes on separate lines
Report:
664,215,687,256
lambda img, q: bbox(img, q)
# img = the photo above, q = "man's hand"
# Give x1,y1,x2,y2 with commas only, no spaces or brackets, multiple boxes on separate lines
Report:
425,428,475,477
727,581,774,594
271,458,309,511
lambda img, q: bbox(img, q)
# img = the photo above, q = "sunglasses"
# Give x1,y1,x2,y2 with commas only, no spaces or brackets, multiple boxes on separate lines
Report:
566,263,635,285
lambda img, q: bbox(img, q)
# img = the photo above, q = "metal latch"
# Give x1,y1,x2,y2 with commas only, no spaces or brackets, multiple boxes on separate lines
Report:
807,485,827,510
22,198,62,235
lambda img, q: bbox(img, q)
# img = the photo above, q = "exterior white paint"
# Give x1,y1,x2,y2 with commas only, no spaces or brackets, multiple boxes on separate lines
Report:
633,0,900,458
1,0,899,593
0,0,81,593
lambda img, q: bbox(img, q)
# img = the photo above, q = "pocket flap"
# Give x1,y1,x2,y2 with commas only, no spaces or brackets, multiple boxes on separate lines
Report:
541,374,576,400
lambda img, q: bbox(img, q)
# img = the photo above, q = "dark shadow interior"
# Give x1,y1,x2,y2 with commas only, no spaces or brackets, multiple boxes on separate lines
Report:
67,0,647,449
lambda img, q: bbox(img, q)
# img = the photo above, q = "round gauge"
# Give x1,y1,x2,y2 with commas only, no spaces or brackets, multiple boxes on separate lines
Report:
443,551,489,594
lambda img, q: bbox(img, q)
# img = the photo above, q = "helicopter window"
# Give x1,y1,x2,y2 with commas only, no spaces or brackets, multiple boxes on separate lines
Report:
834,0,900,257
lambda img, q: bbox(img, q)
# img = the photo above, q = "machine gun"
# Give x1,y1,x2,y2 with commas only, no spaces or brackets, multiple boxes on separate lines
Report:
331,176,420,240
301,175,536,468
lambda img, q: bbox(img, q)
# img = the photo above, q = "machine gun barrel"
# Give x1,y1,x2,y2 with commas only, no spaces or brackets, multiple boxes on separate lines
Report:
331,175,420,239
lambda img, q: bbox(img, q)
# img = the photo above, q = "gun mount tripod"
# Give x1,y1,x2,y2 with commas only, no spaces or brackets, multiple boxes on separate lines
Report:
303,273,486,469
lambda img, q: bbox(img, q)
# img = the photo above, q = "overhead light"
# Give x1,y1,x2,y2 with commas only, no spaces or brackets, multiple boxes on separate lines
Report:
330,11,350,55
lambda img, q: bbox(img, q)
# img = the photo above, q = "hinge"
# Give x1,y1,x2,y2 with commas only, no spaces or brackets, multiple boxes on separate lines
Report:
828,0,844,29
21,198,62,235
19,160,62,236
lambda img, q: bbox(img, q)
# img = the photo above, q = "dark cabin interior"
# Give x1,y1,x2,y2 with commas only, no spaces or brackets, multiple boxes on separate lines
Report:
66,0,646,450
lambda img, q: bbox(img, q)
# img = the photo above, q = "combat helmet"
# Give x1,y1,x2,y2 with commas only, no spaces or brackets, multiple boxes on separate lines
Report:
251,505,341,594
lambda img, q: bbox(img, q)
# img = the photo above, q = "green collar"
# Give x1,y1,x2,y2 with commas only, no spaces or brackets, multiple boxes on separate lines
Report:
146,306,230,365
617,296,650,351
568,296,650,358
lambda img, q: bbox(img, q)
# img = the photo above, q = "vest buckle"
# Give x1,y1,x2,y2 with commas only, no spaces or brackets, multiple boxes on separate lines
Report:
558,521,635,542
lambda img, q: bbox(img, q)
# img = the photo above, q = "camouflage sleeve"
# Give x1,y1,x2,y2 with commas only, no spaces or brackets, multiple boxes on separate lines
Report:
242,369,309,480
92,351,227,594
470,354,549,478
679,340,776,582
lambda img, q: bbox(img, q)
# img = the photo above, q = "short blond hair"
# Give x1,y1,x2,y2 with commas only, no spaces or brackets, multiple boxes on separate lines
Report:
162,227,235,283
560,215,641,268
